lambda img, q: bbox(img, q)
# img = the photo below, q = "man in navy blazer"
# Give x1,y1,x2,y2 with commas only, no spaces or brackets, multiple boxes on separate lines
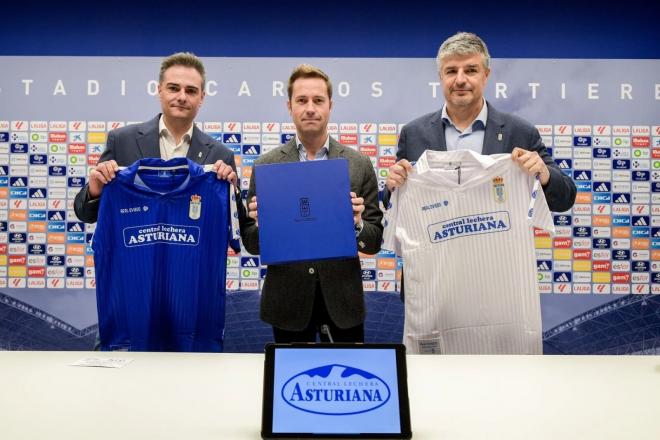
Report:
74,52,240,223
386,32,576,213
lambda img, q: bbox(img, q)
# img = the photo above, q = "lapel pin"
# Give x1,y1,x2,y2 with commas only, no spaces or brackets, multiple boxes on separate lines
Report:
198,152,203,158
497,133,503,142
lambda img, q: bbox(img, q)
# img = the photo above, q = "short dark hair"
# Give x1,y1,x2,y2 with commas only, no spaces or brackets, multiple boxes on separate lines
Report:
287,64,332,99
437,32,491,74
159,52,206,89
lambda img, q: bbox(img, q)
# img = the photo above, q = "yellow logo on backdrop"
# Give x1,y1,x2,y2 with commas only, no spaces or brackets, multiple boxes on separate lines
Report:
87,132,106,143
534,237,552,248
8,266,27,277
572,261,592,272
592,272,611,283
377,134,397,145
553,249,572,260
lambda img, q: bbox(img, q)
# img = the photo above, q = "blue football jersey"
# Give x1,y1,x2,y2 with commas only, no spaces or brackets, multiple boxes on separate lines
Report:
93,157,239,352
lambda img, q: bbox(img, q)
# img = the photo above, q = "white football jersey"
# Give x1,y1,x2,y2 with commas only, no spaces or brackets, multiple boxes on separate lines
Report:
383,150,554,354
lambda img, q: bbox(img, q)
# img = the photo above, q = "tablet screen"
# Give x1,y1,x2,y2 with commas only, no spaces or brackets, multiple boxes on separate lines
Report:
262,343,412,439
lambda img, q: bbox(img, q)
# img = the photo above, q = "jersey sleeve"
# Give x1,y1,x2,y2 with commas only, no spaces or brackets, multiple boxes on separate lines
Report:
527,175,555,234
381,187,402,256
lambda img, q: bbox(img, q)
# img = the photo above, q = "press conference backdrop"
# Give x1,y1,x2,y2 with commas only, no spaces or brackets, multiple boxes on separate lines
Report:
0,57,659,353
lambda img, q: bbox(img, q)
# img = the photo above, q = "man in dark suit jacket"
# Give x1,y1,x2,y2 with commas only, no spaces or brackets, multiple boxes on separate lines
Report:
386,32,576,303
386,32,576,213
74,52,240,223
241,65,383,343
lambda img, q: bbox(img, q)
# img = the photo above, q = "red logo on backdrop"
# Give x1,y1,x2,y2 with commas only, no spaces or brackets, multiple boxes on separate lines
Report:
340,134,358,145
110,122,122,129
553,238,572,248
28,267,46,277
613,127,630,135
635,284,648,294
558,125,568,134
612,273,631,283
593,261,611,271
9,256,27,265
632,136,650,147
0,244,7,254
595,284,607,293
534,228,551,237
68,143,87,154
265,123,276,132
49,132,67,142
227,123,237,131
362,124,373,132
88,154,101,165
359,146,377,156
378,157,396,168
72,122,83,130
14,121,25,130
652,148,660,159
596,126,608,134
573,250,592,260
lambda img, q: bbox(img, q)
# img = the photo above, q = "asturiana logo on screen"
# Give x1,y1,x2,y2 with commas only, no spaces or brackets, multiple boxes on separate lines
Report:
281,364,391,415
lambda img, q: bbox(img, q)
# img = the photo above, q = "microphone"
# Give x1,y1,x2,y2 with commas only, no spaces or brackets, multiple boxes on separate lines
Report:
320,324,335,343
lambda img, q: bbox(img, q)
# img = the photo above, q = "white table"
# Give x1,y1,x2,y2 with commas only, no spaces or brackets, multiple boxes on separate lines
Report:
1,352,658,439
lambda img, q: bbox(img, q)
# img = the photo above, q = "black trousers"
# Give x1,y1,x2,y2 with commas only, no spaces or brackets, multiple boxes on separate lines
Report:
272,284,364,343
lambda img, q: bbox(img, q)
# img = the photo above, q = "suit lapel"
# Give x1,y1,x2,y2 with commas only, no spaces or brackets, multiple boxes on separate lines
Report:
280,138,301,162
328,137,345,159
482,102,507,155
428,110,447,151
135,115,161,159
187,125,210,164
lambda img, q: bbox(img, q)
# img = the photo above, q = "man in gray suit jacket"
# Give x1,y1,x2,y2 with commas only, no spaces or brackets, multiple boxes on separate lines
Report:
241,65,383,343
74,52,240,224
386,32,576,213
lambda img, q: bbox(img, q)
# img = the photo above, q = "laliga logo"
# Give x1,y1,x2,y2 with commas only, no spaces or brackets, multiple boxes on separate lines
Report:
281,364,390,416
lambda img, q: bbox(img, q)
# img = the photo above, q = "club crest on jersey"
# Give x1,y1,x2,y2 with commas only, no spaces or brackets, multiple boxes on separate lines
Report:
492,176,506,203
189,194,202,220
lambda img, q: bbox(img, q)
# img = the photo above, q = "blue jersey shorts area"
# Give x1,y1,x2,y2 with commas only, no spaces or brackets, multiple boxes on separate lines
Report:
92,157,238,352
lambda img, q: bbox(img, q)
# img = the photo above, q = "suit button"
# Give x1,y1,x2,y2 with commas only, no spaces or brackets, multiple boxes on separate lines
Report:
308,268,315,274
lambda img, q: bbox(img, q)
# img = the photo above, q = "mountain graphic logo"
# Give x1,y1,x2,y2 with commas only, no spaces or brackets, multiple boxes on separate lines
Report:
281,364,391,415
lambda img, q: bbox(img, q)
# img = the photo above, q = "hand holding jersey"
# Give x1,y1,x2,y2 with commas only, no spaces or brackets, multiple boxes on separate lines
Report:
88,160,120,198
510,147,550,185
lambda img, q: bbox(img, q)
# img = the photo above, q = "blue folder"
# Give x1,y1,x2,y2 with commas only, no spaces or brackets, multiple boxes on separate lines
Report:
255,159,358,264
